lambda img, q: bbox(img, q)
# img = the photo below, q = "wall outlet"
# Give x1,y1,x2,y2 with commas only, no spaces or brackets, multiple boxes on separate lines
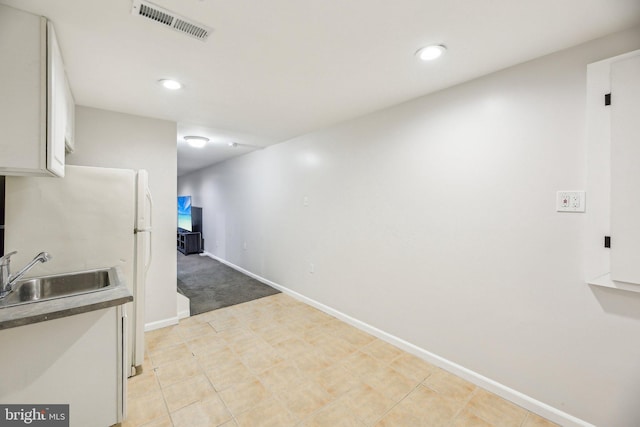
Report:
242,241,247,250
557,191,586,212
309,263,314,273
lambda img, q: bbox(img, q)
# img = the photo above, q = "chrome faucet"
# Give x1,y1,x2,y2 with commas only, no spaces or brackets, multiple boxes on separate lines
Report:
0,251,52,298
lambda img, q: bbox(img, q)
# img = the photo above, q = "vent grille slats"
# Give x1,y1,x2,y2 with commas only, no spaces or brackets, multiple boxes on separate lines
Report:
132,0,212,41
174,19,207,39
139,4,174,26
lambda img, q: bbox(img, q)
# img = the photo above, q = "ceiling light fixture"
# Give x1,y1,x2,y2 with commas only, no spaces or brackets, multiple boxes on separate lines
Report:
184,135,209,148
159,79,182,90
415,45,447,61
228,142,238,148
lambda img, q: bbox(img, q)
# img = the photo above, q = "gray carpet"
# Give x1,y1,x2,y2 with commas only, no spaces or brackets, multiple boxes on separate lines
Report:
177,252,280,315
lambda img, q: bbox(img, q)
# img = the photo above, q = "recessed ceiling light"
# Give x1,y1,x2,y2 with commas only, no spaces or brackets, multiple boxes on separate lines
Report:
184,135,209,148
159,79,182,90
228,142,238,148
415,45,446,61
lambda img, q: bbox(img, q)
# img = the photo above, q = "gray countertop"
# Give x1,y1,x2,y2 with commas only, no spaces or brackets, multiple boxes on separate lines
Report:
0,268,133,330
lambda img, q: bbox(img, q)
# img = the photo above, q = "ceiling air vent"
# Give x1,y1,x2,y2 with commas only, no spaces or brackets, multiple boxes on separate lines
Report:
131,0,212,41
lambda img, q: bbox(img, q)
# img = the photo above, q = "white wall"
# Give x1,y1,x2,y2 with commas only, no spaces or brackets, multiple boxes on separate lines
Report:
68,106,177,326
179,26,640,427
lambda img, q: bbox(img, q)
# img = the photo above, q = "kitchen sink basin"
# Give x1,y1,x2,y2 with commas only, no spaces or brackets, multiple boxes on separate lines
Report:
0,268,117,308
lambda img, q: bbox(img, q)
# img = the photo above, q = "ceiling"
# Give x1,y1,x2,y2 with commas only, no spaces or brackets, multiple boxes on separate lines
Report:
2,0,639,175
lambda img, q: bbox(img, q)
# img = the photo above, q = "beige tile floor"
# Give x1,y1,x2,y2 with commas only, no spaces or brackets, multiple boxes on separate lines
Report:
124,293,559,427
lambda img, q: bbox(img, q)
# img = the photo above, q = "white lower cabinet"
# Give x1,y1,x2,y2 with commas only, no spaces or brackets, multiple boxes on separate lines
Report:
0,307,126,427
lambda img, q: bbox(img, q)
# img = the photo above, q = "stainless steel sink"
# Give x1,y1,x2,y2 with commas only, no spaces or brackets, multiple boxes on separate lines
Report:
0,268,117,308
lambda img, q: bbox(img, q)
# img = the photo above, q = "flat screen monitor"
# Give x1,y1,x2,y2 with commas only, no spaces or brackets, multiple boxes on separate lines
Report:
177,195,192,231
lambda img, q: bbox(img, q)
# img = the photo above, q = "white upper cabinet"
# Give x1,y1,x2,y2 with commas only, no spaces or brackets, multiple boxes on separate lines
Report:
46,21,67,177
585,49,640,291
610,55,640,284
64,73,76,153
0,5,74,177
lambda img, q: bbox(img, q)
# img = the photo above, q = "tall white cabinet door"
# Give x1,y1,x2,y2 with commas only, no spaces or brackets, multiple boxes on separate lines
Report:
46,22,66,177
610,55,640,284
0,7,46,173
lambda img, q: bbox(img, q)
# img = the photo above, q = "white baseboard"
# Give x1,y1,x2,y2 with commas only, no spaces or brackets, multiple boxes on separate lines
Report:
144,316,179,332
144,294,191,331
177,292,191,320
203,251,593,427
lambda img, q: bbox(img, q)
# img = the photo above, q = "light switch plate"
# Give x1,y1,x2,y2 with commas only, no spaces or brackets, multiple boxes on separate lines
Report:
557,191,586,212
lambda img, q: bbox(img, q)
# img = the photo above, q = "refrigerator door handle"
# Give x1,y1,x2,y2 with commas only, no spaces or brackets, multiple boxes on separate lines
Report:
147,230,153,272
145,185,153,270
145,185,153,230
136,169,153,233
136,169,153,271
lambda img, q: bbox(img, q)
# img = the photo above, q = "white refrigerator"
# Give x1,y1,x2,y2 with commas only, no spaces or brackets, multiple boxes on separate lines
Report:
4,165,151,376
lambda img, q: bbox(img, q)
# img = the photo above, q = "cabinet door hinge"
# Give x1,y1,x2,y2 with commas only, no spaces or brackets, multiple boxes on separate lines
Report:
604,236,611,248
604,93,611,106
